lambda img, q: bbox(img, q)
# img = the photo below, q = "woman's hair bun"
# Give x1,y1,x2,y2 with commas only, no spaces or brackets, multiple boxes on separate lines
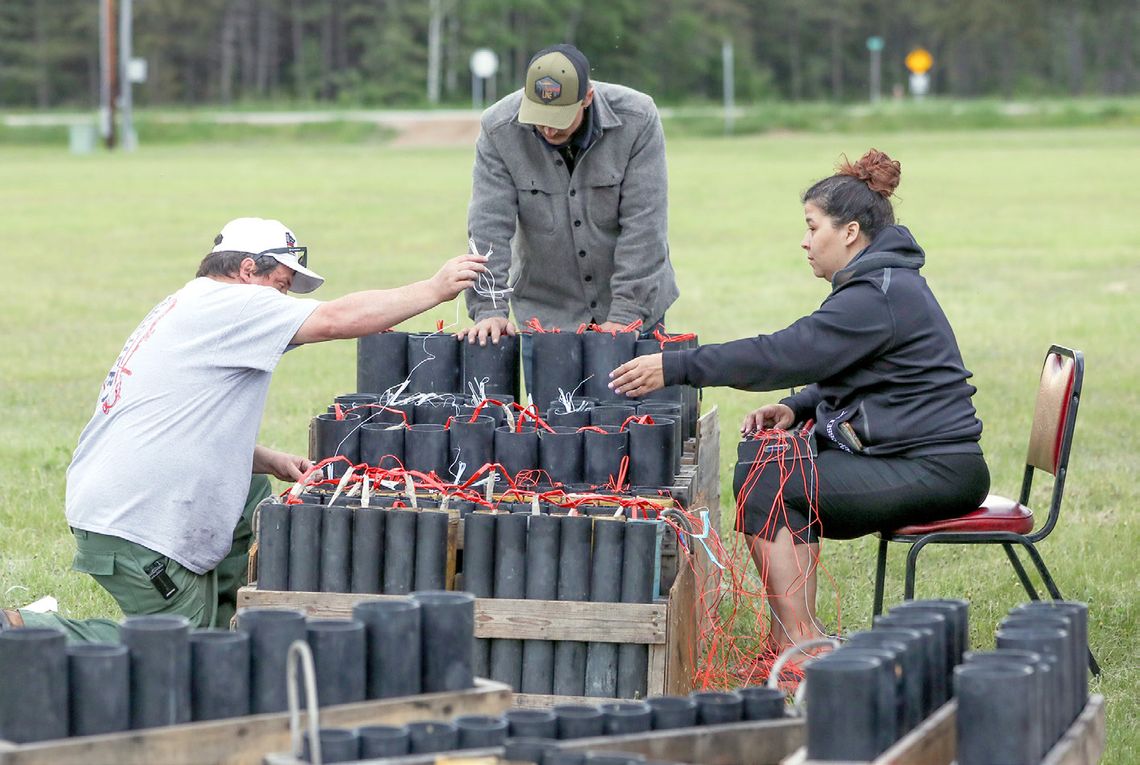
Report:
836,148,901,198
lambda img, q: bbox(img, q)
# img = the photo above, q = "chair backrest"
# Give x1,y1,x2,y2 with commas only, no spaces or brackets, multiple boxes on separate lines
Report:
1022,345,1083,541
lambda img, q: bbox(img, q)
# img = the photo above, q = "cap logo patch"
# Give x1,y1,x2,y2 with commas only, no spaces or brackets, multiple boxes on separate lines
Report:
535,76,562,103
285,231,296,247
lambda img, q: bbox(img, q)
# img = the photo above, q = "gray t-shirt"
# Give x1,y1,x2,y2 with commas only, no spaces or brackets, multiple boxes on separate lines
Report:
66,277,320,574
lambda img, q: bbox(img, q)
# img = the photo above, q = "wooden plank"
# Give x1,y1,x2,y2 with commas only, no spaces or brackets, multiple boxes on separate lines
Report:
647,641,667,696
793,700,956,765
511,692,623,708
238,588,666,644
1041,694,1106,765
0,680,512,765
265,718,804,765
559,717,805,765
664,545,698,696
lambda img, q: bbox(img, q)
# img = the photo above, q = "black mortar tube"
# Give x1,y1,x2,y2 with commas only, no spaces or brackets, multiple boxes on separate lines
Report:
257,502,290,590
383,508,418,594
357,331,409,397
414,509,450,591
189,629,250,721
405,422,451,479
360,422,405,469
412,591,475,692
521,513,561,695
954,661,1039,765
407,332,460,394
584,516,624,697
288,503,322,592
538,426,584,485
530,331,584,411
553,513,592,696
804,654,897,761
628,417,676,488
350,506,386,594
583,426,628,488
462,334,521,401
310,412,362,479
617,519,659,699
307,619,367,707
66,642,129,736
353,598,422,699
0,629,68,743
237,608,307,714
320,504,353,592
455,714,510,749
491,512,528,689
121,615,192,729
494,425,539,482
463,510,497,678
581,330,636,403
358,724,410,758
449,414,496,482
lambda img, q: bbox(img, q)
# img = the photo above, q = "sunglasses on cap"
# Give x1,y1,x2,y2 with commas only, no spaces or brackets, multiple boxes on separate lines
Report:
256,245,308,268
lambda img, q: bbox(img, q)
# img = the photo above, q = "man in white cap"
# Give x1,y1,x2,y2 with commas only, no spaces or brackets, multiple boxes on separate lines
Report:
461,43,679,391
2,218,486,640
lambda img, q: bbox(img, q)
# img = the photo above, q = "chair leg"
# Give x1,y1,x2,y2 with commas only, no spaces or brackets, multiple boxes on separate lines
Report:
873,538,889,616
903,537,934,600
1002,542,1041,601
1017,541,1102,677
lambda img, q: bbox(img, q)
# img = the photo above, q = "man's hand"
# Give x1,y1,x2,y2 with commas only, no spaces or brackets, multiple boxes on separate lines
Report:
457,315,517,345
608,353,665,398
595,321,628,333
430,253,489,302
253,446,311,482
741,404,795,435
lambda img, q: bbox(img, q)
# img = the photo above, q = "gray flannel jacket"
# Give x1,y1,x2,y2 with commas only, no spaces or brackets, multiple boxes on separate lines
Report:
465,81,679,329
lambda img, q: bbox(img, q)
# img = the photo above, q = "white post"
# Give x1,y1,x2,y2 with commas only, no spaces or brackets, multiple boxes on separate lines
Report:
427,0,442,104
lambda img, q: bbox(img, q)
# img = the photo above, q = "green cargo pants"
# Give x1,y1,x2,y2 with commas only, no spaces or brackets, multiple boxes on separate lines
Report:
18,475,271,643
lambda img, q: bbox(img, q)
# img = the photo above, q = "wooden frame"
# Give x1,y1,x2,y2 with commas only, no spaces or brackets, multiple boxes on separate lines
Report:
264,716,805,765
0,680,512,765
785,694,1106,765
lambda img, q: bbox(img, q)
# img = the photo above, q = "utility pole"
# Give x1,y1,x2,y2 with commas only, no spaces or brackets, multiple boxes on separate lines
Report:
100,0,117,149
119,0,135,150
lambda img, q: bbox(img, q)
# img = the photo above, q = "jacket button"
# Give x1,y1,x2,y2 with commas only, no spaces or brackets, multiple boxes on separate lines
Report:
590,300,598,308
574,220,581,227
584,275,593,282
555,159,564,166
531,189,538,195
578,250,586,257
569,189,576,197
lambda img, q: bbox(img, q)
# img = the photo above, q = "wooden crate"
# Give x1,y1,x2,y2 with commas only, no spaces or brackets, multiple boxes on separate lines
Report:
0,679,511,765
784,693,1107,765
264,716,805,765
238,538,705,704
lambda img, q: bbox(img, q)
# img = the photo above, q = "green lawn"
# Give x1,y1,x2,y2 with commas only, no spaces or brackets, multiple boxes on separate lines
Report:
1,127,1136,761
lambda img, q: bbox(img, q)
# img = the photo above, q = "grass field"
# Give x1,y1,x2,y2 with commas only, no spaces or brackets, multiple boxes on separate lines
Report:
2,126,1137,760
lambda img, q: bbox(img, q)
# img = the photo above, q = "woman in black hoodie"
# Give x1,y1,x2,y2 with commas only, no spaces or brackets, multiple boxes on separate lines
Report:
609,149,989,653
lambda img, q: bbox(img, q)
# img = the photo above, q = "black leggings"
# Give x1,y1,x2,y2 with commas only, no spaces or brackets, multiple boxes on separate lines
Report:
731,443,990,544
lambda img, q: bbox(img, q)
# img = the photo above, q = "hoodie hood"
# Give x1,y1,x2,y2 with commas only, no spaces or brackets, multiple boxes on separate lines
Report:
832,224,925,288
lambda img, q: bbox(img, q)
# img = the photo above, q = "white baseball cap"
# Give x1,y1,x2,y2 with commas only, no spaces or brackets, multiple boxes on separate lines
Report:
211,217,325,294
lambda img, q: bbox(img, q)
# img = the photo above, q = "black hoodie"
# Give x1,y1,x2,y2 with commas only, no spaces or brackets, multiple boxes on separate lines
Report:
663,225,983,457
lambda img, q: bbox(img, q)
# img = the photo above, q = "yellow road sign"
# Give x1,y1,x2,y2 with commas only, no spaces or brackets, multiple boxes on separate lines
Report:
905,48,933,74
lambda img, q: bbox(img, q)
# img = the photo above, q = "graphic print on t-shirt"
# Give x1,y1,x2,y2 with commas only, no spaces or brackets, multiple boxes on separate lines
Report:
99,295,177,414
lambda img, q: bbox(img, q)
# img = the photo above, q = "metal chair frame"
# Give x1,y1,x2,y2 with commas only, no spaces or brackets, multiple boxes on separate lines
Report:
871,345,1099,674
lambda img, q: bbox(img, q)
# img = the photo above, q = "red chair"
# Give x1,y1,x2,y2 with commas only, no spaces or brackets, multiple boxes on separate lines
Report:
871,345,1099,673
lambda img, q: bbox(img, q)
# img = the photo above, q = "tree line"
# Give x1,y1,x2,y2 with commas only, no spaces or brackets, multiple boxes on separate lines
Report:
1,0,1136,109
